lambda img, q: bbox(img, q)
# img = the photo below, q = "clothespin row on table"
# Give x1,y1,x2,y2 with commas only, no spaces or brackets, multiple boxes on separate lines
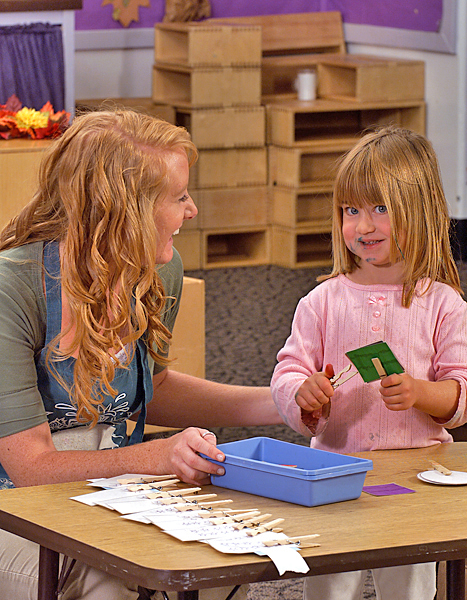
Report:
262,534,321,549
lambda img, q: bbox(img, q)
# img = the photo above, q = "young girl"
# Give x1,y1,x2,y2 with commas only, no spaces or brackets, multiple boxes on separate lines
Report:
271,126,467,600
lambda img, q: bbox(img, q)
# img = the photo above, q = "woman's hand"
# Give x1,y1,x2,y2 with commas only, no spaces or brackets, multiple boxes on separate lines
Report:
294,364,335,414
155,427,226,485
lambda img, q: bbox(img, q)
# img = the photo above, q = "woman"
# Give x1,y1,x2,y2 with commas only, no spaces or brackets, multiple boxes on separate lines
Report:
0,109,281,599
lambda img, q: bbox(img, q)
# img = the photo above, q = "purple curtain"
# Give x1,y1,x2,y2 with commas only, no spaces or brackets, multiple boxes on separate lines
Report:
0,22,65,111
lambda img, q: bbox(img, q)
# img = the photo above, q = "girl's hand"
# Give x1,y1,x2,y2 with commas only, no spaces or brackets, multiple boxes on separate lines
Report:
156,427,226,485
295,364,335,414
379,373,419,411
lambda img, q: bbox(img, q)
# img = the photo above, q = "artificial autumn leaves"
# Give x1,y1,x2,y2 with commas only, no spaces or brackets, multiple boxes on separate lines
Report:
0,95,70,140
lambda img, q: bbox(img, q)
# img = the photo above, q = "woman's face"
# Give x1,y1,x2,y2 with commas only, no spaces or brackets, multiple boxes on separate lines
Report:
155,149,197,264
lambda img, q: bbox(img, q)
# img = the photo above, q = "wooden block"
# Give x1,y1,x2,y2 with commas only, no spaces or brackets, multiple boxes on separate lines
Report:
152,63,261,108
76,97,176,123
169,276,205,378
174,229,202,270
208,11,345,56
155,22,261,67
271,225,332,269
191,186,269,229
269,141,354,187
266,99,426,146
202,226,270,268
318,55,425,103
0,139,52,230
271,185,332,228
176,106,265,149
190,148,267,188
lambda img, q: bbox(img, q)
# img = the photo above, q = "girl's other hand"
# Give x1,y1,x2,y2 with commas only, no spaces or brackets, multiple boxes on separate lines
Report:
295,364,335,414
379,372,418,411
156,427,225,485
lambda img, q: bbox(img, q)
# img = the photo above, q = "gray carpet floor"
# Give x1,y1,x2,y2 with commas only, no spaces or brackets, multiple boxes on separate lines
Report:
180,262,467,600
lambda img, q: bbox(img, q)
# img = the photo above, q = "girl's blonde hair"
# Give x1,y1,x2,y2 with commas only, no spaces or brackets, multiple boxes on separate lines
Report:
0,109,198,425
322,126,460,306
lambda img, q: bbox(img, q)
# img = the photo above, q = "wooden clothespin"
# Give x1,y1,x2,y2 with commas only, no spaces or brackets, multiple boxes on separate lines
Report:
371,357,387,378
117,474,177,485
210,511,260,525
430,460,452,476
175,499,233,512
145,486,201,500
262,534,320,549
159,493,217,506
246,518,285,536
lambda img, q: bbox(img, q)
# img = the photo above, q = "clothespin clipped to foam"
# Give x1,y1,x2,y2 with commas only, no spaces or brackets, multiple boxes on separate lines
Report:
246,518,285,536
262,534,320,549
371,357,387,379
200,508,259,519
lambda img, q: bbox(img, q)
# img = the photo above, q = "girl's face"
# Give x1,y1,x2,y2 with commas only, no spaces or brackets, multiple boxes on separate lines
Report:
155,149,197,264
341,202,405,284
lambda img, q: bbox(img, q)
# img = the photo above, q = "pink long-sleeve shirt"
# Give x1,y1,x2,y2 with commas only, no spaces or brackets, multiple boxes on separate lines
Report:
271,274,467,454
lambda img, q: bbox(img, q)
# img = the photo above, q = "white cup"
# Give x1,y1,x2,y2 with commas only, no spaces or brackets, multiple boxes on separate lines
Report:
294,69,317,101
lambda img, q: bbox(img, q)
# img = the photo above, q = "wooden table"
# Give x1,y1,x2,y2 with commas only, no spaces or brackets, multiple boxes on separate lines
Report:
0,443,466,600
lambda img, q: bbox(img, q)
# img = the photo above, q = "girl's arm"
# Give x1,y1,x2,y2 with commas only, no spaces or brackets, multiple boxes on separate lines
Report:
380,374,460,421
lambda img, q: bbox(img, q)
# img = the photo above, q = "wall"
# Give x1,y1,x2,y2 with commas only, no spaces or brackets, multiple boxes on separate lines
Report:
74,2,467,219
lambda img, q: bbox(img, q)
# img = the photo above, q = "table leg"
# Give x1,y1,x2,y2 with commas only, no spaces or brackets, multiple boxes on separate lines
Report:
446,559,466,600
38,545,59,600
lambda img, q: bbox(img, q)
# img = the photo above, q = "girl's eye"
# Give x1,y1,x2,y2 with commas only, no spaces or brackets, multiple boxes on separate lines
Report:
343,206,358,216
374,205,387,214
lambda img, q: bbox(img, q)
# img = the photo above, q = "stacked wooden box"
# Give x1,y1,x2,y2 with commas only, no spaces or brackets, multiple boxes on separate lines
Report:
152,22,271,269
210,11,426,268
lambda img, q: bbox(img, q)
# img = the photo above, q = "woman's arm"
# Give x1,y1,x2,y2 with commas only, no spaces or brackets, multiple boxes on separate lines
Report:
0,421,227,487
144,368,283,429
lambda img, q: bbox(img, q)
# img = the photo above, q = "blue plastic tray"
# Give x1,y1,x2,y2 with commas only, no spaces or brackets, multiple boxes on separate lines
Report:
207,437,372,507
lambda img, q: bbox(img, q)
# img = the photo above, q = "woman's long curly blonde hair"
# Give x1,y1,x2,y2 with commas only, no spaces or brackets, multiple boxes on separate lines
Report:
320,126,461,306
0,109,197,426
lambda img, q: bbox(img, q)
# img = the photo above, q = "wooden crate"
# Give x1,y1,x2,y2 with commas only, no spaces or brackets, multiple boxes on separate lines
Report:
174,229,202,270
0,139,52,229
176,106,265,149
318,55,425,103
190,147,267,188
202,226,270,268
152,63,261,108
208,11,345,56
191,186,269,229
269,141,354,187
155,22,261,67
76,97,176,123
271,185,333,228
271,225,333,269
266,99,426,146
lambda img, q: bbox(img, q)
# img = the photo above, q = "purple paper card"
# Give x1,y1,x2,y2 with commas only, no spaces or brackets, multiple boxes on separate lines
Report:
363,483,415,496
